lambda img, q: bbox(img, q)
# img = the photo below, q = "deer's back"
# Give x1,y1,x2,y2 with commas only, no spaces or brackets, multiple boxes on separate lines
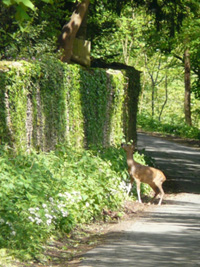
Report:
129,162,166,184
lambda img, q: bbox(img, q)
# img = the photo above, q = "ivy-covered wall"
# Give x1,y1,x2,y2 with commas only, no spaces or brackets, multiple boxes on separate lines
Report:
0,58,140,152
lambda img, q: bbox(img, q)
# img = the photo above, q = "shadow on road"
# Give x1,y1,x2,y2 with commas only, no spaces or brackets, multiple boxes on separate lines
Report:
80,196,200,267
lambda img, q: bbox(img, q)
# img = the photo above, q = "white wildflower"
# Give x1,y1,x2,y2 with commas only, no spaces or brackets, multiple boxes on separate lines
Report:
45,214,53,219
49,197,54,202
64,192,72,198
6,221,12,227
35,218,42,225
0,218,5,224
62,210,68,217
28,216,35,222
42,204,47,208
28,208,35,214
58,204,64,209
85,202,90,207
46,219,52,226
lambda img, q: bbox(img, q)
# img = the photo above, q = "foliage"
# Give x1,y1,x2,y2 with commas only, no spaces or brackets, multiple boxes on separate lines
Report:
138,49,200,128
87,3,200,127
137,1,200,101
0,0,65,60
0,144,151,260
80,68,126,146
2,0,53,21
0,58,128,151
88,3,119,60
138,114,200,140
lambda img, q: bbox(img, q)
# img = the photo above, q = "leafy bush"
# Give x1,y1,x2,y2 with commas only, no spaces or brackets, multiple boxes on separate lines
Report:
0,146,121,259
0,144,152,261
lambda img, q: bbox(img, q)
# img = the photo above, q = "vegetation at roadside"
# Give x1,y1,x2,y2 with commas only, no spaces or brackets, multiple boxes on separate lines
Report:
138,114,200,140
0,144,151,262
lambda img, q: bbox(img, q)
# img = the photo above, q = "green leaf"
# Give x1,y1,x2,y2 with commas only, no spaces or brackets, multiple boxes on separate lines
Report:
15,5,31,21
2,0,12,6
7,183,15,189
41,0,53,3
16,0,35,10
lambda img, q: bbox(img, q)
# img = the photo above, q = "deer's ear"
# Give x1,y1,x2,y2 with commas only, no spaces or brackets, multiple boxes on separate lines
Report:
131,140,136,150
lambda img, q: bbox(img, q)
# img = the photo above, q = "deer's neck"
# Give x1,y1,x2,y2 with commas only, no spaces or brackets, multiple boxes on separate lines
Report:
126,151,135,168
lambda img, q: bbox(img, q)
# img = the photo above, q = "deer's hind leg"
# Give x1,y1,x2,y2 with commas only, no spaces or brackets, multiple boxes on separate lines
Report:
157,184,165,205
151,183,164,205
150,184,160,204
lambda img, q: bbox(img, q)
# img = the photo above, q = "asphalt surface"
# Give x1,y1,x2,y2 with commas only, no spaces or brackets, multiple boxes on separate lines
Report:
79,133,200,267
137,133,200,194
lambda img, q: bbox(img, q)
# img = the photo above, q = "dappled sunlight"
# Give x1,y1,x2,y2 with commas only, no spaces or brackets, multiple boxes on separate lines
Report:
80,195,200,267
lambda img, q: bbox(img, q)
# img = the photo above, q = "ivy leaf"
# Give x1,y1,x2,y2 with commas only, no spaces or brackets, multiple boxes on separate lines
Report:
15,5,31,21
2,0,12,6
15,0,35,10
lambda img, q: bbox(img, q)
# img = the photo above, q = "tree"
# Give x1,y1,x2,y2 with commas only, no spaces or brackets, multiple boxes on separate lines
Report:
144,53,164,118
184,48,192,126
2,0,200,119
135,0,200,126
58,0,132,63
58,0,90,63
172,9,200,126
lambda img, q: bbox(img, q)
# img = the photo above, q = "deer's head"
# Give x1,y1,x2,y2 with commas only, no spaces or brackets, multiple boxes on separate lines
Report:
121,143,135,152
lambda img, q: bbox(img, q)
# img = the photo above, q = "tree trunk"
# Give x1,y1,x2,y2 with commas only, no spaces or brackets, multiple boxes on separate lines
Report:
58,0,90,63
151,83,155,118
184,49,192,126
158,75,168,121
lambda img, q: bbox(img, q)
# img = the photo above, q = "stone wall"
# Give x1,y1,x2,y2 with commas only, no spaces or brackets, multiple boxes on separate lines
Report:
0,59,140,152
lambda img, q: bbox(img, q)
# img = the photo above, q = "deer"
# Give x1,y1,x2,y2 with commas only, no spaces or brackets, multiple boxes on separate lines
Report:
121,143,166,205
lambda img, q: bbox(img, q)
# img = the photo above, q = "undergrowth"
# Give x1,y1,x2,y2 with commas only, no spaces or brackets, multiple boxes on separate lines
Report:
138,114,200,140
0,144,152,262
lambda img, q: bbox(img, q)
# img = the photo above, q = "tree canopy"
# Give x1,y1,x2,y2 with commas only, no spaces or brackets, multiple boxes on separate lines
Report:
1,0,200,125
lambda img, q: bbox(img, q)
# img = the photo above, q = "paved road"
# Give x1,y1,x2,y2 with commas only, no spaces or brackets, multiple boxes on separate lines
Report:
79,133,200,267
137,133,200,193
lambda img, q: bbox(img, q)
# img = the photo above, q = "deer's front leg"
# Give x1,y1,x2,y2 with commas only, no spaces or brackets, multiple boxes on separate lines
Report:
127,176,135,195
135,179,142,203
127,183,132,195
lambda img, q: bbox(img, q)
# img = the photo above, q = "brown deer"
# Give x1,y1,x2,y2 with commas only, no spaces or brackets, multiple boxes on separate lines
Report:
121,143,166,205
